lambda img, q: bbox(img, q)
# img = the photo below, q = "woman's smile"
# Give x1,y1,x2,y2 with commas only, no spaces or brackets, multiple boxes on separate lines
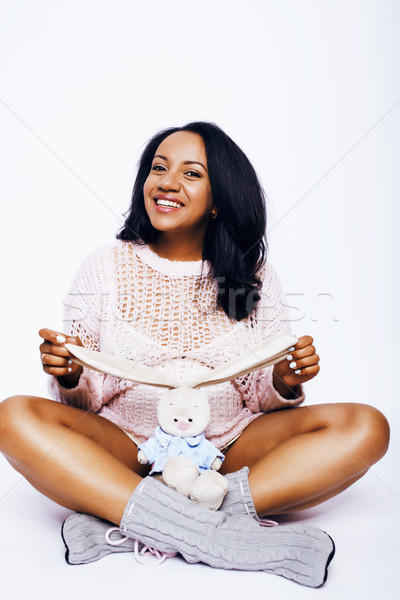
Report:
153,193,185,211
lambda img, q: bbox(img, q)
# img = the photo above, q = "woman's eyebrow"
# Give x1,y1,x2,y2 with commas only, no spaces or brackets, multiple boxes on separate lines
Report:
183,160,208,172
153,154,208,172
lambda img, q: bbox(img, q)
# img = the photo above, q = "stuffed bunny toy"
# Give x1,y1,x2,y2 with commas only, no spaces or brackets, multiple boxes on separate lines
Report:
137,387,228,510
66,333,297,508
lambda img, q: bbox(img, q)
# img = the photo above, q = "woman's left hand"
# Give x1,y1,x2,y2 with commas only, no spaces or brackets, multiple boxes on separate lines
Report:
273,335,320,393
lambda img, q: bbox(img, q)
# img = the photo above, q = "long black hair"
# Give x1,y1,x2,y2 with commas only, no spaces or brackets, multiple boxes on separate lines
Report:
117,121,267,321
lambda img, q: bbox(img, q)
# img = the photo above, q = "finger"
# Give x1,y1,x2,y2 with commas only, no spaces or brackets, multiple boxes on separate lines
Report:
39,342,72,359
282,364,320,387
38,328,68,344
288,345,316,361
287,354,320,372
293,364,320,379
41,353,73,368
293,335,314,350
42,365,75,377
38,328,79,346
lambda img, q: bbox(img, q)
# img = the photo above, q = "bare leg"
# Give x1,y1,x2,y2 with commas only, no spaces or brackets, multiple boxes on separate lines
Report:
0,395,147,524
221,402,390,515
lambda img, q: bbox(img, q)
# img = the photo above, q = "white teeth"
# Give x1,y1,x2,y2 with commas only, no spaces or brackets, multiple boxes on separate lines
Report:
155,199,183,209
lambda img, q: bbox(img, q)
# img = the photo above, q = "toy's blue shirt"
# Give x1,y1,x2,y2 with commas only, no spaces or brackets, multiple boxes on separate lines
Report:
139,426,224,474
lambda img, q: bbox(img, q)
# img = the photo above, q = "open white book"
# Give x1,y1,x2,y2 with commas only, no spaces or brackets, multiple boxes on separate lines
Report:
65,333,297,391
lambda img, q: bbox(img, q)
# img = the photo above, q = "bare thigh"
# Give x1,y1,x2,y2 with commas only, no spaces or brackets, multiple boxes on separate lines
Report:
0,395,150,477
220,402,389,474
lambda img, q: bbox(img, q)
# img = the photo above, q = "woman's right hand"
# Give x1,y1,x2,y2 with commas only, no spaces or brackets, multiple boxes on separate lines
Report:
39,328,83,388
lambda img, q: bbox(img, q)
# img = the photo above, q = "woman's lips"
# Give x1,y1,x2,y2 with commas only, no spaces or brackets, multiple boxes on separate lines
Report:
154,204,182,213
153,197,184,212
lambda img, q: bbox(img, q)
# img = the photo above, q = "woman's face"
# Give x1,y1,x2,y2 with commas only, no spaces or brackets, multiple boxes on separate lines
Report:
143,131,215,241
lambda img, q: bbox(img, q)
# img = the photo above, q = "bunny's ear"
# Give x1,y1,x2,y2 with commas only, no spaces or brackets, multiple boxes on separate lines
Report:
186,334,297,389
65,344,181,389
65,333,296,390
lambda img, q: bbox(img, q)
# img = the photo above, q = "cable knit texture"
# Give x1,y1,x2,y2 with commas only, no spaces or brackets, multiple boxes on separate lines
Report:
219,467,257,517
48,240,304,448
120,476,334,587
60,468,271,566
62,512,137,565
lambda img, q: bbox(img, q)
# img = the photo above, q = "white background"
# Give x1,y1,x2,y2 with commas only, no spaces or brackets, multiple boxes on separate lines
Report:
0,1,399,598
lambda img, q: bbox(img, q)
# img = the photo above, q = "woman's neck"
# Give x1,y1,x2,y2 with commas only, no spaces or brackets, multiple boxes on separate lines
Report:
149,234,204,262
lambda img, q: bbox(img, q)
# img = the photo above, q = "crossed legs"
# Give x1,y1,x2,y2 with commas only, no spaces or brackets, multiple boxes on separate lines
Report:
0,396,390,522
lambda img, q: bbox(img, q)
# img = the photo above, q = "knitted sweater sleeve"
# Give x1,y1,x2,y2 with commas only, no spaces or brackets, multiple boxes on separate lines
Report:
235,262,305,413
47,247,109,411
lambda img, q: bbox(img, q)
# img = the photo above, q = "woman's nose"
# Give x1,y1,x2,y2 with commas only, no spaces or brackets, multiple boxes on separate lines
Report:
159,170,181,191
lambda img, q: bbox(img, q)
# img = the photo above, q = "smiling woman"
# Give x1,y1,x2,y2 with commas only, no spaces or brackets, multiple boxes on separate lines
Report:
0,121,389,587
118,121,267,321
142,131,216,260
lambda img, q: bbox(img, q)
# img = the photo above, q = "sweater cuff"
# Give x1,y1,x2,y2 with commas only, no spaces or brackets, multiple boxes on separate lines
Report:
260,367,305,412
47,367,104,412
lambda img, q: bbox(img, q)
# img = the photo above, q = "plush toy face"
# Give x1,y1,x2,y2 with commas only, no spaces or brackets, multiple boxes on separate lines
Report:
157,387,210,437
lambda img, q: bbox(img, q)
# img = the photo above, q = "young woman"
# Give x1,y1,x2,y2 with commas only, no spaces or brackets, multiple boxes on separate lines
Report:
0,122,390,586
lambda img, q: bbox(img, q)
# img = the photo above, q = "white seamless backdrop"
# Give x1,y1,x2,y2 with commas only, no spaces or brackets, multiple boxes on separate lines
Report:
0,1,399,599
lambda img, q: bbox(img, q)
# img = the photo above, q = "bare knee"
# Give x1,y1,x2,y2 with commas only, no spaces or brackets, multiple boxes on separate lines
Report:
0,395,50,449
0,395,32,430
345,403,390,465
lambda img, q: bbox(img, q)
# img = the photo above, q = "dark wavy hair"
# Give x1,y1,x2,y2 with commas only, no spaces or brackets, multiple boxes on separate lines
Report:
117,121,267,321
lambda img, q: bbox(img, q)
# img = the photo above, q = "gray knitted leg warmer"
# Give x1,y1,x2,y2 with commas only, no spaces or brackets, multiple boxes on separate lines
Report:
219,467,278,524
61,467,256,564
62,512,137,565
61,467,328,568
120,476,335,588
219,467,258,518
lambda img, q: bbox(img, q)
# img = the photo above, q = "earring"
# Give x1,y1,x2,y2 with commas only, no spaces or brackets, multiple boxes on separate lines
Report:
211,211,218,219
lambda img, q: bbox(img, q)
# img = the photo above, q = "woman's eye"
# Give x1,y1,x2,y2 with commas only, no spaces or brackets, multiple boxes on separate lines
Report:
151,166,201,177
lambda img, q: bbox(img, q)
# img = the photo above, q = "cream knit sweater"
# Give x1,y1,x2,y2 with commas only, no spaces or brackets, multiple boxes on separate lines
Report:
49,241,304,448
